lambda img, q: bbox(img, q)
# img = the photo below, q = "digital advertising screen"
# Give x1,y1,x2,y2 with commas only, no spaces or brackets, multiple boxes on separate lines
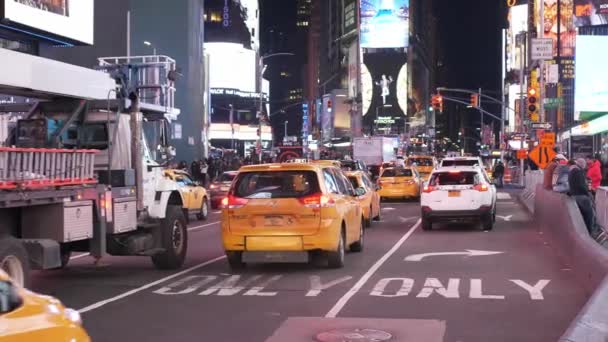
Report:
543,0,576,57
1,0,93,45
574,35,608,121
574,0,608,26
360,0,409,49
205,42,257,93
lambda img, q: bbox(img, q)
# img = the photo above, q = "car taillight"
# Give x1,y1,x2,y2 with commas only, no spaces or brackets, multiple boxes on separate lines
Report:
474,184,489,192
422,185,435,193
298,193,335,208
221,195,249,209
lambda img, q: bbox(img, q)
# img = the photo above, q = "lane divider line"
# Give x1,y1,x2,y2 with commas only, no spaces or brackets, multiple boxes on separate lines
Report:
78,255,226,314
68,221,221,260
324,219,421,318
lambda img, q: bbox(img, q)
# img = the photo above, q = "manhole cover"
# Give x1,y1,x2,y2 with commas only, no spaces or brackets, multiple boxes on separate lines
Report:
315,328,392,342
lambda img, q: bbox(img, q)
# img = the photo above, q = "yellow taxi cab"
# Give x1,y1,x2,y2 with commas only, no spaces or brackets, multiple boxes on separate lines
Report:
164,169,209,220
406,155,437,179
221,163,364,269
346,171,381,227
0,270,90,342
377,167,422,200
308,159,342,168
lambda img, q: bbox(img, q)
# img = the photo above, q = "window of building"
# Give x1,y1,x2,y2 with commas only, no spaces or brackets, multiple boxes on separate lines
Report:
207,10,222,22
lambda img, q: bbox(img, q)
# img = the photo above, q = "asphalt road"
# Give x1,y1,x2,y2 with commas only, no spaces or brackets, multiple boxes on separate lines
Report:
31,190,588,342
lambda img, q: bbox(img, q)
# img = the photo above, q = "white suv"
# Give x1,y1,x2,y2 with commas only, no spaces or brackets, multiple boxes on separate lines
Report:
420,166,497,231
439,156,483,168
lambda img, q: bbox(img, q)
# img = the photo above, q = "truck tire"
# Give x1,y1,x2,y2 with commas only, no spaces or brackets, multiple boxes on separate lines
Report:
152,206,188,270
196,197,209,221
0,237,30,288
421,218,432,231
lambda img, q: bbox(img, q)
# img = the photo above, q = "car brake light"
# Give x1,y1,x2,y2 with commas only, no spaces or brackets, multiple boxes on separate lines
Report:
298,193,335,208
221,195,249,209
210,184,219,189
448,170,461,173
423,185,435,193
474,184,489,192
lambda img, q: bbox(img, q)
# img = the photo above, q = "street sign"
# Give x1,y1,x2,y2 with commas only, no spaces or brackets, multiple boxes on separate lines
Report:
531,38,553,60
530,122,552,130
517,149,528,160
540,132,555,147
530,144,556,169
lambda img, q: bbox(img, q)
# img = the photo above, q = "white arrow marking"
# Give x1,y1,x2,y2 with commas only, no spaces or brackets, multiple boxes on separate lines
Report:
497,215,513,222
404,250,504,262
399,216,418,223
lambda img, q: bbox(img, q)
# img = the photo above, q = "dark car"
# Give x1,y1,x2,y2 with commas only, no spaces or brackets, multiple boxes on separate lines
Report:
209,171,238,209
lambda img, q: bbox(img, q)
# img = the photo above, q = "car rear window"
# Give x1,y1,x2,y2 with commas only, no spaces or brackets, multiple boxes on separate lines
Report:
219,173,236,182
381,168,413,177
233,171,320,199
429,172,477,186
407,158,433,166
347,176,361,189
441,160,479,167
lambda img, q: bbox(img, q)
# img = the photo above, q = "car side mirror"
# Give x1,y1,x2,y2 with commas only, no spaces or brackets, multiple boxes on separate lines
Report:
355,187,366,197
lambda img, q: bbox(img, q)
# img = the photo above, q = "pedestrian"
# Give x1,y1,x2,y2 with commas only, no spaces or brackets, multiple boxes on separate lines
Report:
586,154,602,195
543,154,567,190
199,159,208,187
178,160,188,171
493,161,505,188
191,160,201,182
568,158,598,236
553,160,573,193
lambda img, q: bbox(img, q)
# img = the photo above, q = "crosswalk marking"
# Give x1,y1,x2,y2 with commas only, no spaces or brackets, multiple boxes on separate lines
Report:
497,193,512,200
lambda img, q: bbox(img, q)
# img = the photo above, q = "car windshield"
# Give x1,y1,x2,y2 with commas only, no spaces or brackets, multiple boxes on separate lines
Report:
219,173,236,182
441,159,479,167
407,158,433,166
381,168,413,177
429,172,477,186
233,171,320,199
347,176,361,189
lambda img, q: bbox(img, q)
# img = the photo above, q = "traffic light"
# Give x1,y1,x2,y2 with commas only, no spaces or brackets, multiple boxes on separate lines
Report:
527,87,539,122
470,93,479,108
431,94,443,112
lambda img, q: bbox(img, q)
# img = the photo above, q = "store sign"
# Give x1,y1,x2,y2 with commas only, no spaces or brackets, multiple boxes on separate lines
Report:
344,0,357,32
211,88,267,99
223,0,231,27
531,39,553,60
374,116,396,124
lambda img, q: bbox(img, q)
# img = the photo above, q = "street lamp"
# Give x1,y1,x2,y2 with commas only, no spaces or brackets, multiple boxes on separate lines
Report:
143,41,157,55
257,52,295,163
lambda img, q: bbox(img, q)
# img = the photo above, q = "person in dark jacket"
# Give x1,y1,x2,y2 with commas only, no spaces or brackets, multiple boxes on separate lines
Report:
569,158,597,236
493,161,505,188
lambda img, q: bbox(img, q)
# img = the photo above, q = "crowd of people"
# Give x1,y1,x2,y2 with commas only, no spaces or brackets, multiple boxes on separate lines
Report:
543,153,603,239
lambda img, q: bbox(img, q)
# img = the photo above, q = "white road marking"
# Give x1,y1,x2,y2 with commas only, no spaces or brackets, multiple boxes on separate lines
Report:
470,279,505,299
188,221,220,232
404,250,503,262
416,278,460,298
510,279,551,300
70,253,90,260
497,193,512,200
68,222,220,260
382,207,395,211
497,215,513,222
325,220,420,318
370,278,414,297
399,216,419,223
78,255,226,313
306,276,353,297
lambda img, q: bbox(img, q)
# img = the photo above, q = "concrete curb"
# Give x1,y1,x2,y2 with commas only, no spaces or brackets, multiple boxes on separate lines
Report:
533,186,608,342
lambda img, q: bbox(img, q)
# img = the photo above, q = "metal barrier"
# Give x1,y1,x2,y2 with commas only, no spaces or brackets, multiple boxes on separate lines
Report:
519,170,544,213
0,147,98,189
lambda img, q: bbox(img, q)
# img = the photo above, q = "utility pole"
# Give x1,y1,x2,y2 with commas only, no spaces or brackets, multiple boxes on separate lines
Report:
257,57,265,164
479,88,483,147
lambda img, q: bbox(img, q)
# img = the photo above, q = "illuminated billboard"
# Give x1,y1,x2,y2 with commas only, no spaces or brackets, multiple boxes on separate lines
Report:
205,42,257,93
574,35,608,121
1,0,93,45
574,0,608,26
543,0,576,57
360,0,409,49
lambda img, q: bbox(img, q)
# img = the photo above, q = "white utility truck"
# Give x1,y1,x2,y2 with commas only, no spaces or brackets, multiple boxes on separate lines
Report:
352,136,395,167
0,49,190,287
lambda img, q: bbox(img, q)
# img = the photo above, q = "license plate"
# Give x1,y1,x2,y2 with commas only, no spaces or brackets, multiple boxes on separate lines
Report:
264,215,284,226
448,191,461,197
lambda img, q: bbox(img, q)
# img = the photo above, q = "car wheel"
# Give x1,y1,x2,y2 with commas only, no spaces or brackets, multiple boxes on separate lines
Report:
492,206,497,223
197,197,209,221
151,206,188,270
421,218,432,231
373,205,381,221
365,207,373,227
350,221,364,252
0,236,30,288
327,229,345,268
226,251,245,269
482,213,494,231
